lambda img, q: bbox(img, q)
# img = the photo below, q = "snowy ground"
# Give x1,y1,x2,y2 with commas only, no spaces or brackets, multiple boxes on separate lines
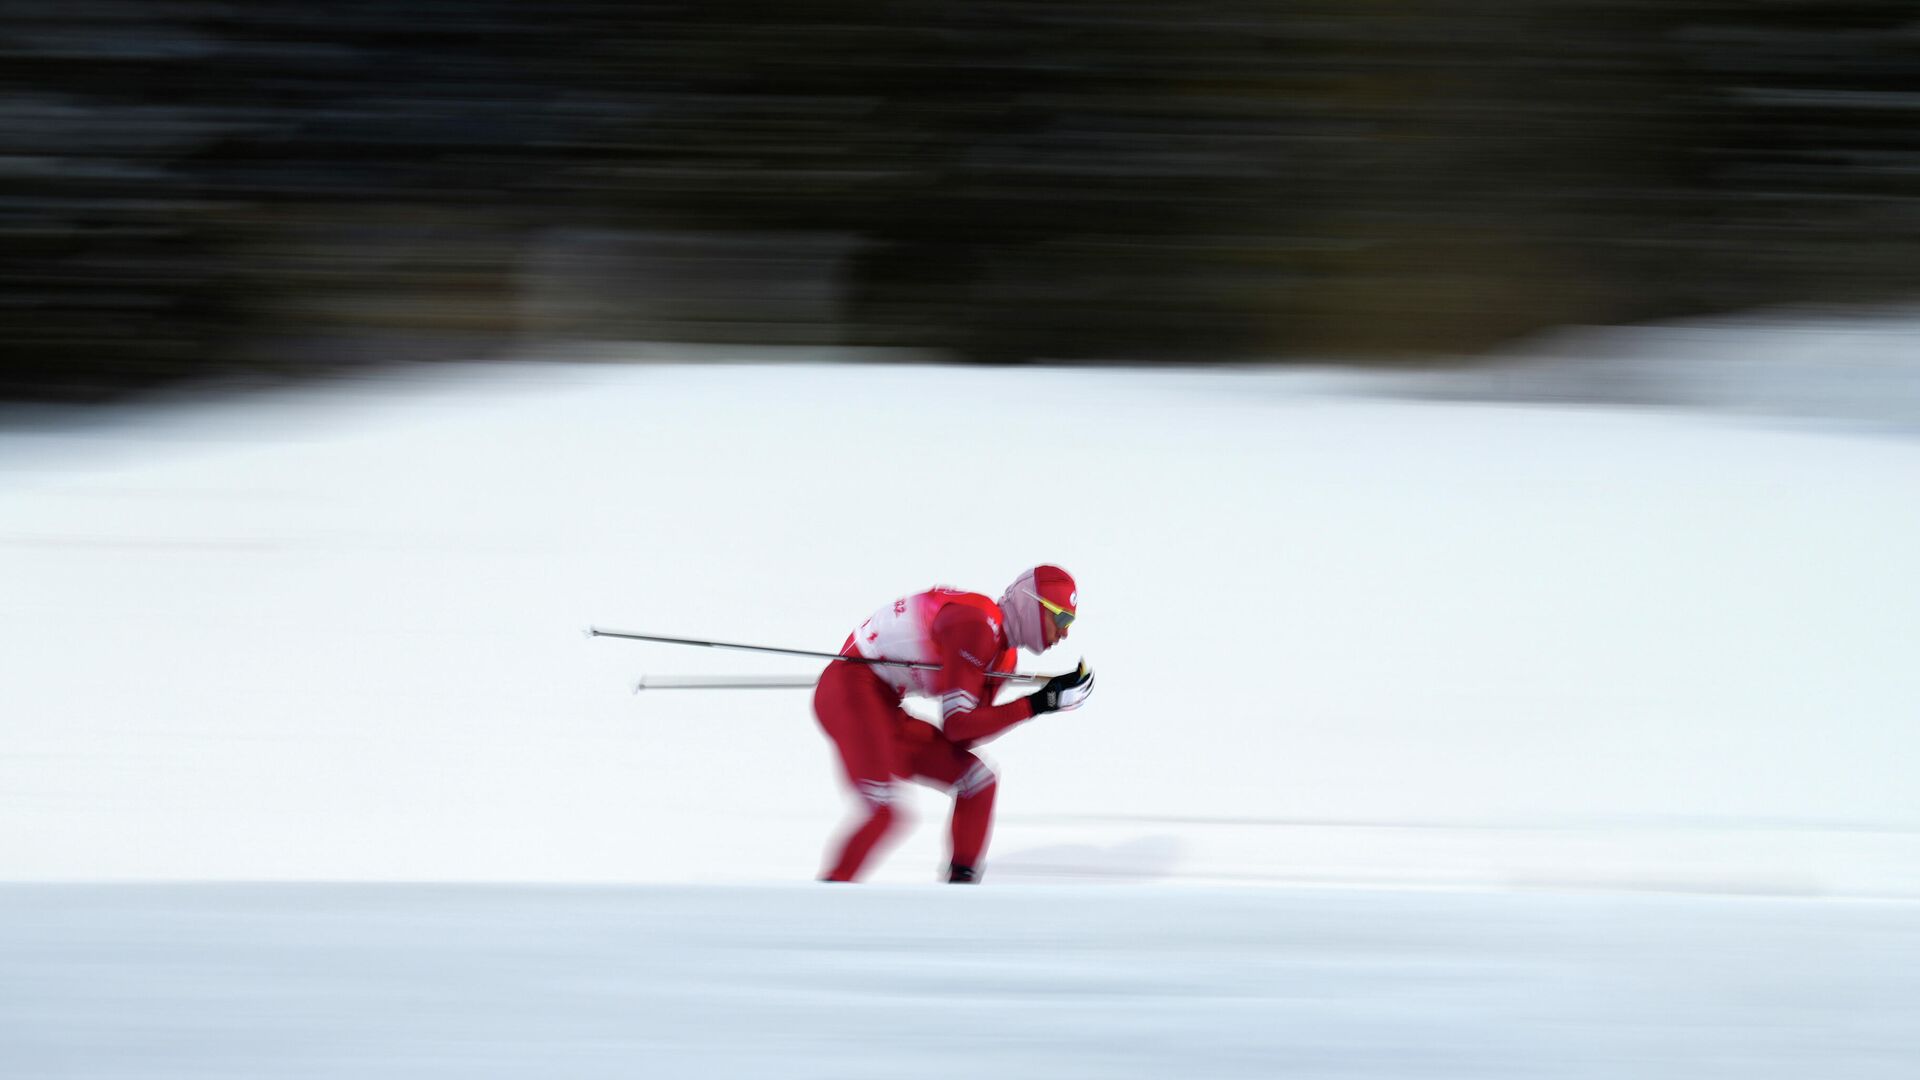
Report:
6,883,1918,1080
3,344,1918,1075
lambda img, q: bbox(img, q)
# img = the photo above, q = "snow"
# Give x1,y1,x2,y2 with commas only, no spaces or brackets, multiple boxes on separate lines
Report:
5,883,1919,1080
3,337,1919,1075
1424,306,1920,432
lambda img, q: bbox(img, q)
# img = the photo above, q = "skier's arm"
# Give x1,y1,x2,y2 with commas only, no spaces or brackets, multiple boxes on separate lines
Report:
929,606,1035,747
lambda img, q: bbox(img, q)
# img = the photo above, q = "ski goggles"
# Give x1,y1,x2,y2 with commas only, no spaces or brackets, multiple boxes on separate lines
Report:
1032,591,1076,630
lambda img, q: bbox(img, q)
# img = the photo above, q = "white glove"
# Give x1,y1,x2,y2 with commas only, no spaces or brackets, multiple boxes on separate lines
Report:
1030,661,1094,714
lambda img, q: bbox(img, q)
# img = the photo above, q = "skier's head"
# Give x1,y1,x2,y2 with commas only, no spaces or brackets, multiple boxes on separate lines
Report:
1000,564,1077,653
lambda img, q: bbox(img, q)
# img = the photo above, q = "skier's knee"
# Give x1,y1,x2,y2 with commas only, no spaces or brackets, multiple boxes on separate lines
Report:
856,778,899,809
953,760,997,799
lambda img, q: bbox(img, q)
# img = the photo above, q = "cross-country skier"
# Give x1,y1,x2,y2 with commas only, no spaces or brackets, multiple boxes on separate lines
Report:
814,565,1094,883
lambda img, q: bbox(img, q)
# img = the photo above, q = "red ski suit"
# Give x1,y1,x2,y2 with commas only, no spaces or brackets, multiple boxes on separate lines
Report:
814,587,1036,882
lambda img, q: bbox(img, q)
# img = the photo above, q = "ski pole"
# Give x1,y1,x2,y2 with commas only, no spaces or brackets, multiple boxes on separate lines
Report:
586,626,1048,683
634,674,821,692
588,626,932,668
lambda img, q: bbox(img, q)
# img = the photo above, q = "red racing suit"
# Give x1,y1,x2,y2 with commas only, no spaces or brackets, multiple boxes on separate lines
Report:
813,587,1036,881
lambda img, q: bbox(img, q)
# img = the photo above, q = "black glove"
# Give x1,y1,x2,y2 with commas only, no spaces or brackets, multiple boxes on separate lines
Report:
1028,661,1094,716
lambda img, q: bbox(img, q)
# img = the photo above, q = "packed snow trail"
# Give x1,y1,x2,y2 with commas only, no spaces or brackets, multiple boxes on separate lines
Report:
3,882,1916,1080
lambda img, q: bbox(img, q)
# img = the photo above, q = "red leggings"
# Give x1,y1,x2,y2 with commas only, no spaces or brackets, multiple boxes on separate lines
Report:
813,660,998,882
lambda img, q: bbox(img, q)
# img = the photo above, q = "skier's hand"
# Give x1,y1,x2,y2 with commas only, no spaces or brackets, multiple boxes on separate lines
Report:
1028,661,1094,715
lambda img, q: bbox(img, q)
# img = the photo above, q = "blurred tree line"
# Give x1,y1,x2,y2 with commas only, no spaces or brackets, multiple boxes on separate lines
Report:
3,1,1916,398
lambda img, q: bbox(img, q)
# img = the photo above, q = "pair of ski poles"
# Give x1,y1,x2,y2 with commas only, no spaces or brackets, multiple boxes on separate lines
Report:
587,627,1053,692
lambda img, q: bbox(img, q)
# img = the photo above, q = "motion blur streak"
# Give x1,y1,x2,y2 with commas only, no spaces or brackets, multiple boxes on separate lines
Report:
5,3,1919,397
5,2,1920,1077
4,883,1917,1080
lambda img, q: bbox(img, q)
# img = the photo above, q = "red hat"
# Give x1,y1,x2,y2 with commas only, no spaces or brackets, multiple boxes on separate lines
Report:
1032,564,1077,618
1000,564,1077,653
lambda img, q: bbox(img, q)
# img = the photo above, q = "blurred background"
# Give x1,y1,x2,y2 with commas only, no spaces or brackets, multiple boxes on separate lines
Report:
5,7,1920,1079
4,1,1918,400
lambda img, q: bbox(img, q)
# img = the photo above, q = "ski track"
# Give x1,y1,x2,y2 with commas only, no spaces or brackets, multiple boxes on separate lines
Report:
3,882,1918,1080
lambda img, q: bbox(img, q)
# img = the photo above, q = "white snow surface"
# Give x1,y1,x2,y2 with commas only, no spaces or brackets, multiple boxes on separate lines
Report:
5,358,1918,891
3,350,1919,1076
5,883,1918,1080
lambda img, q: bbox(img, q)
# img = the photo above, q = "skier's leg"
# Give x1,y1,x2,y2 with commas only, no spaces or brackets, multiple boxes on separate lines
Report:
824,802,900,883
908,730,999,882
814,664,908,882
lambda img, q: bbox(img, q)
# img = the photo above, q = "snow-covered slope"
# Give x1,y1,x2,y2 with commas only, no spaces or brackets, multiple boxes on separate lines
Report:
3,359,1916,893
1422,306,1920,432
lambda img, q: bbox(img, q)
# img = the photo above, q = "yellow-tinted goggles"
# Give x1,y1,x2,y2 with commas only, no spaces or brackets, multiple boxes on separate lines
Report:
1034,592,1076,630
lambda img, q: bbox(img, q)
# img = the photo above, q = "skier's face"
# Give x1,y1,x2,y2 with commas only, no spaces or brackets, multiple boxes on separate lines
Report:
1036,593,1075,649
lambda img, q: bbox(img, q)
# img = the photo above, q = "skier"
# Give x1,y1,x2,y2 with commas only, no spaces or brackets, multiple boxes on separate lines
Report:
814,565,1094,883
